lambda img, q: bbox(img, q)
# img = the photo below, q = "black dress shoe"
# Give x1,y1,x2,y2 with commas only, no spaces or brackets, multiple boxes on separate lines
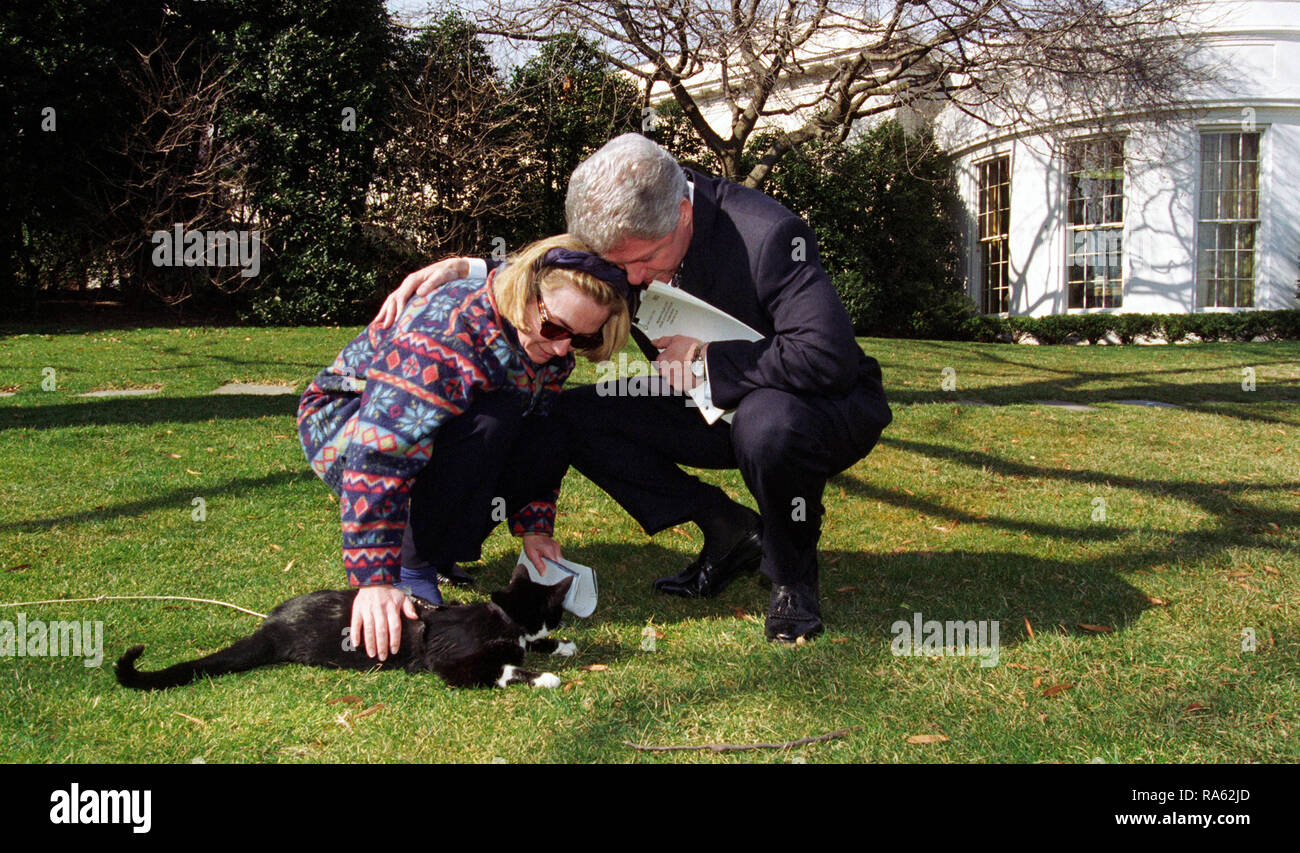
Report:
436,565,475,589
653,526,762,598
764,583,823,642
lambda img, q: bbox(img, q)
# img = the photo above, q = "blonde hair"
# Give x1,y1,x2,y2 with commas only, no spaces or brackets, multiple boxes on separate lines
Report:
492,234,630,362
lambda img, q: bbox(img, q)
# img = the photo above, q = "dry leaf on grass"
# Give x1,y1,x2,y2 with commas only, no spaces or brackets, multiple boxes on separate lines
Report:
1078,624,1113,633
906,734,949,745
579,664,608,672
1024,617,1035,639
1146,596,1168,606
1041,683,1074,698
326,696,362,705
355,704,385,720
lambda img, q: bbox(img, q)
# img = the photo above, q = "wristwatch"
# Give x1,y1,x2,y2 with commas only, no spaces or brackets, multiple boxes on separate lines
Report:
689,345,706,379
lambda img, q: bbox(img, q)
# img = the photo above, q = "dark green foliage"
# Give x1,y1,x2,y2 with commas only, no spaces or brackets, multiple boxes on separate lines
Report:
212,0,394,324
758,121,971,338
1,0,395,324
0,0,171,313
647,99,719,174
507,35,642,245
367,14,523,264
1113,314,1159,345
966,310,1300,345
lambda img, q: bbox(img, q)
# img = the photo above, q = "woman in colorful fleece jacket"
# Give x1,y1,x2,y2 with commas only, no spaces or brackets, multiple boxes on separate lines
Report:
297,234,630,660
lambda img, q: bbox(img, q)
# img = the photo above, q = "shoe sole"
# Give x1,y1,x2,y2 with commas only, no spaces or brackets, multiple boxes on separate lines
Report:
765,623,824,643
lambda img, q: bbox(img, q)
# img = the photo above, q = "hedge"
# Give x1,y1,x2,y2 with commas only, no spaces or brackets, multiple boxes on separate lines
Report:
963,310,1300,344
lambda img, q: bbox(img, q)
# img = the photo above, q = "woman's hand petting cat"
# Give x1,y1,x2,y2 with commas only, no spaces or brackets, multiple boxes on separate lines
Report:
523,533,563,573
351,584,419,661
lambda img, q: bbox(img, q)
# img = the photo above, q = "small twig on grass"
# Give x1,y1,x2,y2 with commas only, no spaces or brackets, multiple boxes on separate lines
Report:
0,595,266,619
623,727,858,753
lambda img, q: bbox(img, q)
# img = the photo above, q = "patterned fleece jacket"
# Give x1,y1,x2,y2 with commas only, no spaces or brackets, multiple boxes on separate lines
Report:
297,278,573,587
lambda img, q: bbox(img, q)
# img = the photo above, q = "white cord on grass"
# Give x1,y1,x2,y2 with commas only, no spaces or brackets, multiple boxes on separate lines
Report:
0,595,266,619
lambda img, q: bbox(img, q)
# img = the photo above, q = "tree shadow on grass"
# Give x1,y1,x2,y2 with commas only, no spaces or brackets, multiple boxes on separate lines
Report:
467,537,1152,669
876,340,1300,425
0,470,313,534
867,436,1300,544
2,394,298,432
890,377,1300,427
519,543,1154,761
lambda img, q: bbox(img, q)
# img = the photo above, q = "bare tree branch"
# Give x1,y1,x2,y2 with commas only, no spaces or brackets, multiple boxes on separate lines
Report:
466,0,1219,186
623,727,858,752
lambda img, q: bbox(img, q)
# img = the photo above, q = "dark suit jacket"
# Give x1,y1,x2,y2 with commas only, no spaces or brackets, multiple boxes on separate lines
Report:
638,168,890,454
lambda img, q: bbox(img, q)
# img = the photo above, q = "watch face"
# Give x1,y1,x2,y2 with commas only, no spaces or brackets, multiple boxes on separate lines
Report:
691,359,704,378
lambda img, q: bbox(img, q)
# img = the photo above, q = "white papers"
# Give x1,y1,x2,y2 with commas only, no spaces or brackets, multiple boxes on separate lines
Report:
516,549,599,618
635,281,762,344
634,281,763,424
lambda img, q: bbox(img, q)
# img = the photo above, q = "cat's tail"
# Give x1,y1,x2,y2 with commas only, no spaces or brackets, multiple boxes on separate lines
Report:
115,632,277,691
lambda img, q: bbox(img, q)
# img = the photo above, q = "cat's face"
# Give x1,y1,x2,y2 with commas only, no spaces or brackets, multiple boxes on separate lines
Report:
491,564,573,638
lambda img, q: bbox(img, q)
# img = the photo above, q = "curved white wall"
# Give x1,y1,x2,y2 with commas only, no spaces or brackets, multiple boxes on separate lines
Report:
939,0,1300,315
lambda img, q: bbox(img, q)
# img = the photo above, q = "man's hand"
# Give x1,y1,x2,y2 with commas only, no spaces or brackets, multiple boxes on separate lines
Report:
522,533,563,573
350,584,418,661
652,335,704,392
373,257,473,328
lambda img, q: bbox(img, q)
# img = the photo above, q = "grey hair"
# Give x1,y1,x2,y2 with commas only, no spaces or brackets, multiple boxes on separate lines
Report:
565,133,689,254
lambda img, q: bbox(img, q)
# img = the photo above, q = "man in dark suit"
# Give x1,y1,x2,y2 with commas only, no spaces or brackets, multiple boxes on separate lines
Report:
378,133,891,641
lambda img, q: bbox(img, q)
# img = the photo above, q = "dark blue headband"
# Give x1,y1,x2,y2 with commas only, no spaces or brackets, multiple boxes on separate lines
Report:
540,248,631,302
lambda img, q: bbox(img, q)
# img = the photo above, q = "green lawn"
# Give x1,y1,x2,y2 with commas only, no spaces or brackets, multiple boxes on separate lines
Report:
1,325,1297,763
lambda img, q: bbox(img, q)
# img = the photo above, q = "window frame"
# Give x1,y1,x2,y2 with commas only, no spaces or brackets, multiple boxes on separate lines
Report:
1195,128,1263,310
1063,135,1126,311
976,154,1012,315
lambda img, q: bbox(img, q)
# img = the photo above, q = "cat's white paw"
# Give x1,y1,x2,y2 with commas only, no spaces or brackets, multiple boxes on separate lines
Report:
496,665,519,688
532,672,562,689
555,641,578,657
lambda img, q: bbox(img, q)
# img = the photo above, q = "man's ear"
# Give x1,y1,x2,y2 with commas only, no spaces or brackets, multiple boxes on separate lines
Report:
678,197,693,231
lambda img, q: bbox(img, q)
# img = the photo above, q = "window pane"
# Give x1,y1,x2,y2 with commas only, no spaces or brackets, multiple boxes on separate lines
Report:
1197,131,1259,307
1064,138,1124,308
979,155,1011,313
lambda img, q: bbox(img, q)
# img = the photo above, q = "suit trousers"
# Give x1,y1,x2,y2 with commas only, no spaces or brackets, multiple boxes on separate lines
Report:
400,391,568,570
558,378,882,588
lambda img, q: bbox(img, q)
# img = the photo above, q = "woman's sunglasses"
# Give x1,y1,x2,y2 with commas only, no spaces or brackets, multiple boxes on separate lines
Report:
536,292,605,349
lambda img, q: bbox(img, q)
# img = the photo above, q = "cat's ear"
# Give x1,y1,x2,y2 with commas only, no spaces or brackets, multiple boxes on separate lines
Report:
549,576,574,607
509,562,531,586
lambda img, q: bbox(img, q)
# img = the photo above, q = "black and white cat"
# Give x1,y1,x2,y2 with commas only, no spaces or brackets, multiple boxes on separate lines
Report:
116,565,576,690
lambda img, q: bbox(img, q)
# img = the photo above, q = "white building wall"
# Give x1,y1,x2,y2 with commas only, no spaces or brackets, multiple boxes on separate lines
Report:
939,0,1300,315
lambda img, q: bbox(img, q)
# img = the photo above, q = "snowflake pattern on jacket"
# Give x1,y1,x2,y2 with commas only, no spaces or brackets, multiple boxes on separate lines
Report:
297,278,573,587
